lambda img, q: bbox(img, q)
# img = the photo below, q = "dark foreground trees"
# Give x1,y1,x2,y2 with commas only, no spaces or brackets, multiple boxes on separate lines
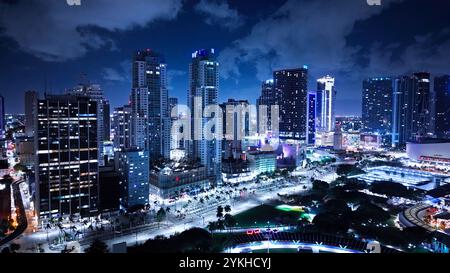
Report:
84,239,109,254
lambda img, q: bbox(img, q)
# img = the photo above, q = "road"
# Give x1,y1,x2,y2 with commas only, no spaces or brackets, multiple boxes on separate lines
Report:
13,161,336,252
0,179,28,247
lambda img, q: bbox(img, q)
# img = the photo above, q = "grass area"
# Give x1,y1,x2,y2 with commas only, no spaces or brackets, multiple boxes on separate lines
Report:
233,204,300,228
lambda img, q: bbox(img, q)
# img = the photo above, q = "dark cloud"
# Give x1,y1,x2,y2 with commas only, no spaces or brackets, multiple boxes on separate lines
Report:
218,0,404,81
194,0,243,30
218,0,450,115
102,60,131,82
0,0,183,61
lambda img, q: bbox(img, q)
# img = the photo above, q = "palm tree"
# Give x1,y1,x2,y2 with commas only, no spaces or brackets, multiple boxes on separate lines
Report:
216,206,224,219
156,208,167,228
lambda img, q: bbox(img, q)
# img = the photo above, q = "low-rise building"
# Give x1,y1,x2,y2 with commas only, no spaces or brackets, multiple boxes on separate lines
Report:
407,139,450,164
247,150,277,176
116,149,149,209
221,158,254,183
99,165,121,213
16,139,34,167
149,161,210,199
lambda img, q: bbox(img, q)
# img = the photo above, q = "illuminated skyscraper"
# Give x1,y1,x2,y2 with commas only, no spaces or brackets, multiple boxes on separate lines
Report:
392,72,433,147
362,77,393,146
116,149,149,208
220,99,250,159
411,72,432,139
434,75,450,139
0,95,4,137
131,49,170,160
257,79,278,134
68,83,109,165
316,76,336,132
35,94,99,220
112,105,132,150
188,49,221,183
25,90,38,137
274,67,308,141
392,75,414,147
307,91,317,145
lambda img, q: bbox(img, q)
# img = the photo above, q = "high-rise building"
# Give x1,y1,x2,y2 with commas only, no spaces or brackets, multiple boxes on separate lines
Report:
274,67,308,141
35,94,99,220
434,75,450,139
362,77,393,146
112,105,132,150
306,91,317,145
392,72,433,147
316,76,336,132
0,95,4,137
131,49,170,161
411,72,432,139
130,86,148,150
335,116,362,133
220,99,251,159
168,97,181,150
103,100,111,141
333,125,343,151
68,84,109,165
169,97,178,115
392,75,414,147
25,90,38,137
188,49,221,183
116,149,149,208
256,79,278,134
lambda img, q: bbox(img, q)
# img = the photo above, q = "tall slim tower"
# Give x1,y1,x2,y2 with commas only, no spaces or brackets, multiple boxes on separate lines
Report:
25,90,39,137
256,79,277,134
168,97,181,150
220,99,250,159
188,49,221,183
392,75,414,147
411,72,432,140
392,72,433,147
316,76,336,132
274,67,308,141
434,75,450,139
0,95,4,137
307,91,317,145
362,77,393,146
131,49,170,160
112,105,132,150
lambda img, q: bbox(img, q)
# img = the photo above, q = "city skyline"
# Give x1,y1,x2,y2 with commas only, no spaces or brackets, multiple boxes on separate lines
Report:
1,0,450,258
1,0,450,115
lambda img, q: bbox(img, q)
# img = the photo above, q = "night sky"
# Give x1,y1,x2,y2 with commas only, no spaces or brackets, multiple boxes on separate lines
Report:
0,0,449,115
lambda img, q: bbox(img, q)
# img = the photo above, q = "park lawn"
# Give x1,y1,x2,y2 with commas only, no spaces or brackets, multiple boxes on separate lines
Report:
233,204,300,228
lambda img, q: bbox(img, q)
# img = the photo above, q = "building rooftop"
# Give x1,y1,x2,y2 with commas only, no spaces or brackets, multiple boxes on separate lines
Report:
408,138,450,144
427,184,450,198
152,160,204,174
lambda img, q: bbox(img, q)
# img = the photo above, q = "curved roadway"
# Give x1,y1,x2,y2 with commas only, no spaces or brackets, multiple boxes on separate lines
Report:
0,179,28,247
